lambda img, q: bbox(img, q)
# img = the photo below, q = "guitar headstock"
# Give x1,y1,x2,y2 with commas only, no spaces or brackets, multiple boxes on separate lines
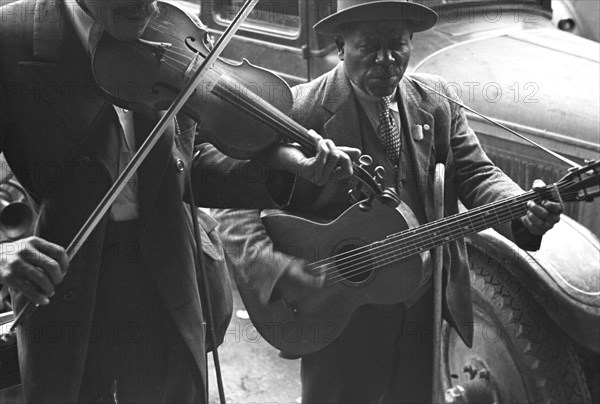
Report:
556,160,600,203
348,155,400,209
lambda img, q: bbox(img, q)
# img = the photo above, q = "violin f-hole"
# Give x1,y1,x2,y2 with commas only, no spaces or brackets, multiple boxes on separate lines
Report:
184,36,204,55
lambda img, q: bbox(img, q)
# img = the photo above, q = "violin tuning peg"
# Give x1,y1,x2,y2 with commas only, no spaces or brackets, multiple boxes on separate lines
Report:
358,154,373,168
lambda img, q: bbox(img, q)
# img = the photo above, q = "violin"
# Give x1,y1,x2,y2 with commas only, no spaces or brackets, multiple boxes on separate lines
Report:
91,1,399,206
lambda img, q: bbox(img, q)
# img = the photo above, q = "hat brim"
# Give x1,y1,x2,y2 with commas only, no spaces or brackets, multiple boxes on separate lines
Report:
314,2,438,34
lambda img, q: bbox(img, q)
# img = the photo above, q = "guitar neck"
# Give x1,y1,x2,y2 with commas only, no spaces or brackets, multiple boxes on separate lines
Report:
372,188,550,266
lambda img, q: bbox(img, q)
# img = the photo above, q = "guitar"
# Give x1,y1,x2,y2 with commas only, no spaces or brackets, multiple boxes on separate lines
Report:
238,161,600,356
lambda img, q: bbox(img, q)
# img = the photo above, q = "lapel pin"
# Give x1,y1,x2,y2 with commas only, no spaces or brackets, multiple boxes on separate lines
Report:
412,124,424,141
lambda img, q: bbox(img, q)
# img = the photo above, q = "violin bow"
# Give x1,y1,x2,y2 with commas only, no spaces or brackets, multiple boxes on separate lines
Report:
406,77,582,169
9,0,260,332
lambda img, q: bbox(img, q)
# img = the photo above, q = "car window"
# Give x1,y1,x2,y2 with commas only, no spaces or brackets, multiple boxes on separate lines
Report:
208,0,301,38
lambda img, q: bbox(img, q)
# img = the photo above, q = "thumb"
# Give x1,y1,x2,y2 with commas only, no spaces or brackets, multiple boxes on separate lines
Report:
337,146,361,162
531,179,546,191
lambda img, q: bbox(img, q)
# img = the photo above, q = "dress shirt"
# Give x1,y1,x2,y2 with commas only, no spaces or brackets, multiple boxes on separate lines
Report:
68,1,139,220
350,82,401,135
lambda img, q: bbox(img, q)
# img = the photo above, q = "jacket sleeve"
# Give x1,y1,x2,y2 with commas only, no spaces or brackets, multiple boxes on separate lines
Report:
210,208,296,306
191,142,295,209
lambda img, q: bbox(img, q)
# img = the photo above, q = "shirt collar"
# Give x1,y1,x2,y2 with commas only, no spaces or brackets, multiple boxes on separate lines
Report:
68,0,104,57
350,81,400,112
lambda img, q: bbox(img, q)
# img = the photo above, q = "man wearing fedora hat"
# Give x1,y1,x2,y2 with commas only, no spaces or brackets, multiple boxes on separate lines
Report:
213,0,562,402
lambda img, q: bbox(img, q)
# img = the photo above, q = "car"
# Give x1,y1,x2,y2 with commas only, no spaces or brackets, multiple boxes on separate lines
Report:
194,0,600,402
552,0,600,42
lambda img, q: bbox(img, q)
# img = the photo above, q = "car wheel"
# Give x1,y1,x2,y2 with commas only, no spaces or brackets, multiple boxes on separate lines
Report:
441,248,591,403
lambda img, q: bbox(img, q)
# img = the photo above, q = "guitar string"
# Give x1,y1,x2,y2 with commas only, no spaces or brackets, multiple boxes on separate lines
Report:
320,189,581,286
317,200,532,285
321,203,534,285
317,170,588,284
306,187,578,285
319,189,559,284
313,164,598,280
305,190,539,275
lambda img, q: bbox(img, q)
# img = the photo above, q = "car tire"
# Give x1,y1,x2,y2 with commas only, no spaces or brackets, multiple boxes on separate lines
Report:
441,248,591,403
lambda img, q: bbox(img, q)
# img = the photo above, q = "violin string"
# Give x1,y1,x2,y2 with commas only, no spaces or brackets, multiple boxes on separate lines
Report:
139,27,308,137
159,53,189,69
155,46,319,154
122,40,186,72
146,25,206,62
139,25,358,155
141,25,199,67
136,29,323,155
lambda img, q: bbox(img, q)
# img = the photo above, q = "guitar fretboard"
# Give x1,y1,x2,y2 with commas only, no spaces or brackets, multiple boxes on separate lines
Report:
372,190,544,266
316,188,550,282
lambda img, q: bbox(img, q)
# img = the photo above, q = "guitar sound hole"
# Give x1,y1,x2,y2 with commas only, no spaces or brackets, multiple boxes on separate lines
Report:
334,244,373,284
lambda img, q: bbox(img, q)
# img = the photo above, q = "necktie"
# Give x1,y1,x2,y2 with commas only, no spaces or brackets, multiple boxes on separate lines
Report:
377,95,401,165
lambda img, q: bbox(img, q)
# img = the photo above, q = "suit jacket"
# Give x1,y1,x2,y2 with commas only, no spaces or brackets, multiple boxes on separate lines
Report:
213,63,542,349
0,0,291,400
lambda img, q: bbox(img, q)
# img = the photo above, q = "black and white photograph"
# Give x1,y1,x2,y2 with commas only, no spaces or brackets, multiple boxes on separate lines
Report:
1,0,599,403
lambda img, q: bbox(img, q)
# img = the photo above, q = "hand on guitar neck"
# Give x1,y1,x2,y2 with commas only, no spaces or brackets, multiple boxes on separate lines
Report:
519,180,564,235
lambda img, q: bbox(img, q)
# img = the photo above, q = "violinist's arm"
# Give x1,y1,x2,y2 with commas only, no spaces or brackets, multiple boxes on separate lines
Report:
257,131,361,186
191,142,295,209
190,132,359,209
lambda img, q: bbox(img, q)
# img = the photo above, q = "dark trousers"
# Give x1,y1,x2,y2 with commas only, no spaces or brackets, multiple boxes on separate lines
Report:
301,288,435,404
78,220,203,404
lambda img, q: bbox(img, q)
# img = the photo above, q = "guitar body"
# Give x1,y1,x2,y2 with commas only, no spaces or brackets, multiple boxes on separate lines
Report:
239,200,431,357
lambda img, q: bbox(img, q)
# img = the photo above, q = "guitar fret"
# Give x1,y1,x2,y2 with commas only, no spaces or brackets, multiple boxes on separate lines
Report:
360,163,595,273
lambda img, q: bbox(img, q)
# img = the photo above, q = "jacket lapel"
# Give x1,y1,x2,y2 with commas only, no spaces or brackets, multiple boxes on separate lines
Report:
23,0,113,168
399,77,436,221
322,65,364,150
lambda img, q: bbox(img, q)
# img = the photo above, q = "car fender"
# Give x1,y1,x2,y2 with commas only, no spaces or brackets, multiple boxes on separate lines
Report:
466,214,600,353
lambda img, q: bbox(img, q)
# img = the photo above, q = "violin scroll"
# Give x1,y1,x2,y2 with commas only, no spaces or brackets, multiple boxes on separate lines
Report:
347,154,400,209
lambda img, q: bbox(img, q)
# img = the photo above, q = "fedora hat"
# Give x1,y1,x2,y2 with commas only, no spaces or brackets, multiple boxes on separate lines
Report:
314,0,438,34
